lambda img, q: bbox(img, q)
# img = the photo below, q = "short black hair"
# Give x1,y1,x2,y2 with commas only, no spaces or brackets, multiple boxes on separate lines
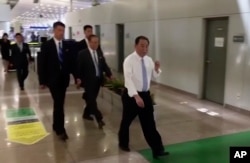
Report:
88,34,98,41
53,21,65,29
2,33,8,38
135,36,150,45
83,25,93,31
15,33,22,37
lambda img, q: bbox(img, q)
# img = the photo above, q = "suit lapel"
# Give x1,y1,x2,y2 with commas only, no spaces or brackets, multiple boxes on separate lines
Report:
87,49,97,71
51,39,57,53
16,44,22,53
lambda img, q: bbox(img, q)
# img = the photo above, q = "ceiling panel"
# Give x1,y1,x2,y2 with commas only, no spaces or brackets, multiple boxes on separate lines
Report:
11,0,114,26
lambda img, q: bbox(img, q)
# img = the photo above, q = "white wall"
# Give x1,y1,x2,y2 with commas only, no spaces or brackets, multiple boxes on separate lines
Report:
0,4,11,34
65,0,250,110
0,4,11,22
0,22,10,33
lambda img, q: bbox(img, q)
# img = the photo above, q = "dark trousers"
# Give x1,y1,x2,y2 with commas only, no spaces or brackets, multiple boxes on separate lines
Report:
16,65,28,88
49,84,67,134
118,89,164,153
83,78,103,121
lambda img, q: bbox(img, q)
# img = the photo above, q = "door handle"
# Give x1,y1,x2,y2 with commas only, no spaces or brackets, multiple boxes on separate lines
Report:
206,60,211,64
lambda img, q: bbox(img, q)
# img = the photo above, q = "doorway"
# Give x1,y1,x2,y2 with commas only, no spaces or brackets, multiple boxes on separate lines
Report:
95,25,101,43
68,26,72,39
116,24,124,72
203,17,229,104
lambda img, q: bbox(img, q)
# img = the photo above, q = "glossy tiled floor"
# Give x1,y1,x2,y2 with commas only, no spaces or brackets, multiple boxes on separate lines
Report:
0,63,250,163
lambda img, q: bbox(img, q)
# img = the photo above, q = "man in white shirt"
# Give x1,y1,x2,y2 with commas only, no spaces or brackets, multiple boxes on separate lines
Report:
118,36,169,159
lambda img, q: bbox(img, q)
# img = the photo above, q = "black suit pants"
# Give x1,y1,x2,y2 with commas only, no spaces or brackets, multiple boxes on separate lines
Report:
16,64,28,88
118,89,164,153
49,84,67,134
83,77,103,121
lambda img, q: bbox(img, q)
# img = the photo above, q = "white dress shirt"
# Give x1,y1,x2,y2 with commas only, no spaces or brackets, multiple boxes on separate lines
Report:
85,38,89,47
123,51,162,97
53,37,62,54
88,47,99,76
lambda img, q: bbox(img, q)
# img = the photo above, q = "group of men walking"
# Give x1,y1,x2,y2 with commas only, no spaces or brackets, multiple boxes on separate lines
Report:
8,21,169,159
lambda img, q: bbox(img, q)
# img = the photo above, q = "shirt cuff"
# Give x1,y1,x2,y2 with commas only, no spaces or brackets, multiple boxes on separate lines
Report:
128,90,138,97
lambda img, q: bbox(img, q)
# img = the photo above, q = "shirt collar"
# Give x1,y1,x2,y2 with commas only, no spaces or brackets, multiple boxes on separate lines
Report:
88,47,96,53
53,37,62,44
85,38,89,45
133,51,145,60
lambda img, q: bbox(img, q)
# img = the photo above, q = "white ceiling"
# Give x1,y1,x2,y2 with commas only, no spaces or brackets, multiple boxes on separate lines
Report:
11,0,114,26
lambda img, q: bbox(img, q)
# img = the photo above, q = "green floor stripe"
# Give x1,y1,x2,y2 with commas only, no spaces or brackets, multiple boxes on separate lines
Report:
139,131,250,163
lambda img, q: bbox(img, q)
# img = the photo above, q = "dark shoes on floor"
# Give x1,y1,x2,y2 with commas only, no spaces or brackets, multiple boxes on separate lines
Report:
153,150,170,159
83,115,105,129
97,120,105,129
53,128,69,141
119,145,130,152
83,115,94,121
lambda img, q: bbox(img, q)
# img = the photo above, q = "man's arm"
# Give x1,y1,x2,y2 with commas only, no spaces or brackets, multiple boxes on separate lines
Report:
76,50,84,80
10,44,15,63
26,43,32,59
68,42,78,79
151,58,162,79
98,48,112,78
38,42,48,85
123,58,138,97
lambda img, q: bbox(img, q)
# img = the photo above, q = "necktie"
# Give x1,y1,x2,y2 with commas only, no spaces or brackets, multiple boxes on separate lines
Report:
93,51,100,76
58,42,63,63
141,58,148,91
18,44,22,51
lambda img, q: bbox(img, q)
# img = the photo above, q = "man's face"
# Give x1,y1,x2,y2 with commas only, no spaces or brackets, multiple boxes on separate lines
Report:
135,39,149,56
53,25,65,40
84,28,93,39
89,37,99,50
15,35,22,43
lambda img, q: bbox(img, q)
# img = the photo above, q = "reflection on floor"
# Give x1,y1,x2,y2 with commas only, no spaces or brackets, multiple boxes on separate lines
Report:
0,65,250,163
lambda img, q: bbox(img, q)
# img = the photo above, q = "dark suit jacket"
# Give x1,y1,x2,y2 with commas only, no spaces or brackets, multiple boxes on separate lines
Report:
77,39,102,53
76,48,112,87
38,38,76,88
11,43,31,67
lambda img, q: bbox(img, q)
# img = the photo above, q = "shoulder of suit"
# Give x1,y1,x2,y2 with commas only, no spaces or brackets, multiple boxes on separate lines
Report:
79,48,89,54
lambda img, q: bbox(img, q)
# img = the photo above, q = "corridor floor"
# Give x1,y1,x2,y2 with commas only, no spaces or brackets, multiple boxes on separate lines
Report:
0,65,250,163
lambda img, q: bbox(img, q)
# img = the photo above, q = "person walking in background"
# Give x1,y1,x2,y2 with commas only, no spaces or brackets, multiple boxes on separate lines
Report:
38,21,76,141
11,33,32,90
0,33,11,72
77,25,94,51
118,36,169,159
76,34,113,129
77,25,104,121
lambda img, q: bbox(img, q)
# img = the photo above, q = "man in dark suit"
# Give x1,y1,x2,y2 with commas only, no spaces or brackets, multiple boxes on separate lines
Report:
76,34,113,129
77,25,103,121
77,25,95,52
38,21,76,141
11,33,32,90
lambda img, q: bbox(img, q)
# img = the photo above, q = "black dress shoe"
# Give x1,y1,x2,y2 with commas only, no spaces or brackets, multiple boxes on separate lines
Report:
98,120,105,129
57,132,69,141
153,151,170,159
83,115,94,121
119,145,130,152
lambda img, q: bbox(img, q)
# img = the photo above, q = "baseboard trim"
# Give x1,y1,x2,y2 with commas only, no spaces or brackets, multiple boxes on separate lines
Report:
151,81,197,98
224,104,250,115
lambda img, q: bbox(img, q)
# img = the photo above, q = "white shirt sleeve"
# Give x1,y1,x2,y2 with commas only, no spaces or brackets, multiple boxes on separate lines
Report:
151,58,162,79
124,58,138,97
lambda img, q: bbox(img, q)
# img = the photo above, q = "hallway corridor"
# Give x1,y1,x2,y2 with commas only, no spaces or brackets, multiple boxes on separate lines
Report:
0,65,249,163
